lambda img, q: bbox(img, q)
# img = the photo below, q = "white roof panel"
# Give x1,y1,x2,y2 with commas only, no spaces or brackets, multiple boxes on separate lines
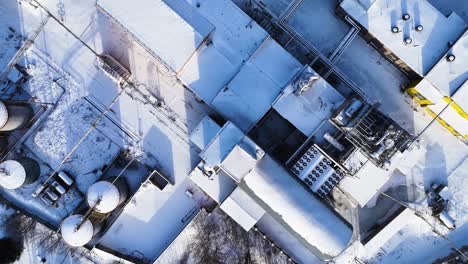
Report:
220,187,265,231
190,167,237,203
425,32,468,96
221,145,257,182
341,0,466,75
212,61,284,131
273,69,345,136
189,116,221,150
184,0,269,66
339,160,393,207
199,122,244,166
414,78,444,103
178,44,238,103
364,208,419,253
241,155,353,258
97,0,214,72
249,38,302,87
210,38,301,132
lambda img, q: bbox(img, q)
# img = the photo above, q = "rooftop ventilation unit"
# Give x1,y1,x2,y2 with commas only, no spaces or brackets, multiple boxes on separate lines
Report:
293,71,319,95
330,98,414,169
289,145,346,198
402,14,410,20
415,25,423,32
404,37,412,45
391,26,399,33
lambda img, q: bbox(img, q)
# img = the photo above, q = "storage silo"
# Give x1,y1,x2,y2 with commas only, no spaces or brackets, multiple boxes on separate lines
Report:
0,101,33,132
60,214,101,247
0,158,40,189
86,177,128,214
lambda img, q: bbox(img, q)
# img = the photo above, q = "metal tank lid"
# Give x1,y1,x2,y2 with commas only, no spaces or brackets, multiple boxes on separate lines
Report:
0,101,8,128
0,160,26,189
87,181,120,213
60,215,94,247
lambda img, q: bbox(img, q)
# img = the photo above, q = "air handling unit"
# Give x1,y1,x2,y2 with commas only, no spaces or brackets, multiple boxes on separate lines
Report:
331,98,413,169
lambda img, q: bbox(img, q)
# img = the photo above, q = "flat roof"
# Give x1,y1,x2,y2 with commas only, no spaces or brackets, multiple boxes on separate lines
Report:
425,31,468,96
339,160,394,207
189,116,221,150
220,187,266,231
221,145,258,182
199,122,244,167
212,38,302,131
273,67,345,136
364,208,419,254
97,0,214,72
241,155,353,258
341,0,466,76
178,0,268,103
190,167,237,203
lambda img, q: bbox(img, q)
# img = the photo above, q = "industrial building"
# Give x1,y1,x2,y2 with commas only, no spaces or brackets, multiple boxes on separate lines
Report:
0,0,465,263
39,0,418,261
339,0,468,140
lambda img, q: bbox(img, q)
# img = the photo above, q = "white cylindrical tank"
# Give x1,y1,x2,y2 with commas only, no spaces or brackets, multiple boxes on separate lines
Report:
87,177,128,214
0,101,33,132
60,214,99,247
0,158,40,189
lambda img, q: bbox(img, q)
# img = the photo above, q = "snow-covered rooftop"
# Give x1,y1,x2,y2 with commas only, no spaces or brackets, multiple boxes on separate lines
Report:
363,208,419,254
425,31,468,96
199,122,245,167
339,161,394,207
178,0,268,102
212,38,302,131
97,0,214,72
220,145,258,182
340,0,466,76
241,155,353,259
99,179,200,261
273,67,346,136
189,116,221,150
220,187,266,231
190,167,237,203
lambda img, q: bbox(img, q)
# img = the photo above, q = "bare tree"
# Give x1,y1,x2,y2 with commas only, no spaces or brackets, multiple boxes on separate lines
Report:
185,208,288,264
